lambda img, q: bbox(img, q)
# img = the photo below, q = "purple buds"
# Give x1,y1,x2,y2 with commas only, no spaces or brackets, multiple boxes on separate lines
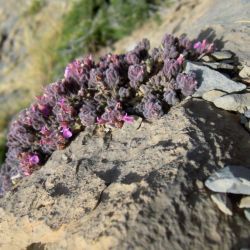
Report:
176,72,197,96
128,64,145,87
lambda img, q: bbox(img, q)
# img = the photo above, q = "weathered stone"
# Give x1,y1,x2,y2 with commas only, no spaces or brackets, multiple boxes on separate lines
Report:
214,93,250,113
202,62,235,70
1,100,250,249
239,196,250,208
211,51,233,61
202,90,225,102
239,65,250,79
205,165,250,195
211,193,233,215
184,62,246,97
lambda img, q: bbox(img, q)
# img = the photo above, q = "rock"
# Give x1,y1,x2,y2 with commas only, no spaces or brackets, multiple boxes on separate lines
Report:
202,62,236,71
202,90,225,102
211,51,233,61
184,62,246,97
195,179,204,190
205,165,250,195
244,209,250,222
211,193,233,215
1,100,250,249
239,65,250,79
213,93,250,113
244,110,250,119
239,196,250,208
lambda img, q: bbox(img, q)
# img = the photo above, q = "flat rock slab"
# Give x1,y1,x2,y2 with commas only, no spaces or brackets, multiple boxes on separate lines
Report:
205,165,250,195
214,93,250,113
211,51,233,61
202,90,226,102
184,62,246,97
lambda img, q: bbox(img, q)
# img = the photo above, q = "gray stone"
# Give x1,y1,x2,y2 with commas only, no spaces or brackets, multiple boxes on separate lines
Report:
184,62,246,97
202,55,214,62
202,62,235,70
214,93,250,113
202,90,225,102
244,209,250,222
244,110,250,119
211,51,233,61
211,193,233,215
239,196,250,208
205,165,250,195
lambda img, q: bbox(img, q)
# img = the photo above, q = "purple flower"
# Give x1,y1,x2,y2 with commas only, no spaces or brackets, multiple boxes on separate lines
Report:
193,39,214,54
176,54,184,65
61,127,73,139
28,155,39,165
122,114,134,124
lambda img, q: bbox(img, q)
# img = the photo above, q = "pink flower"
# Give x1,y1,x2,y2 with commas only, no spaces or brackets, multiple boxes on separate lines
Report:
96,117,106,125
193,39,214,54
193,41,201,49
122,114,134,124
61,127,73,139
177,54,184,65
28,155,39,165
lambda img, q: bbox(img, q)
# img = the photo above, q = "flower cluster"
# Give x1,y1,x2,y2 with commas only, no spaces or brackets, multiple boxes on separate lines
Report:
0,33,214,196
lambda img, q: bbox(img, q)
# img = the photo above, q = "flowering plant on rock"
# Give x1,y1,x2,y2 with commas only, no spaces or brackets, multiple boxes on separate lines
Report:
0,33,214,195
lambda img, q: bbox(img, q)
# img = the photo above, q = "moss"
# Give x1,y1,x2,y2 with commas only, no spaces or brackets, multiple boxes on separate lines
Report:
26,0,46,16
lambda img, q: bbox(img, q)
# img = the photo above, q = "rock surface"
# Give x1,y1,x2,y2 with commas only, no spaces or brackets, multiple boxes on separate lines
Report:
202,90,226,102
184,62,246,97
239,196,250,208
214,93,250,113
1,100,250,249
205,166,250,195
210,193,233,216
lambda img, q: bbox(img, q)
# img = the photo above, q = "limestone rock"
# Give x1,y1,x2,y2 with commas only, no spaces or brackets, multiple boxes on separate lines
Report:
0,100,250,249
211,193,233,215
202,90,225,102
205,165,250,195
184,62,246,97
239,197,250,208
214,93,250,113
